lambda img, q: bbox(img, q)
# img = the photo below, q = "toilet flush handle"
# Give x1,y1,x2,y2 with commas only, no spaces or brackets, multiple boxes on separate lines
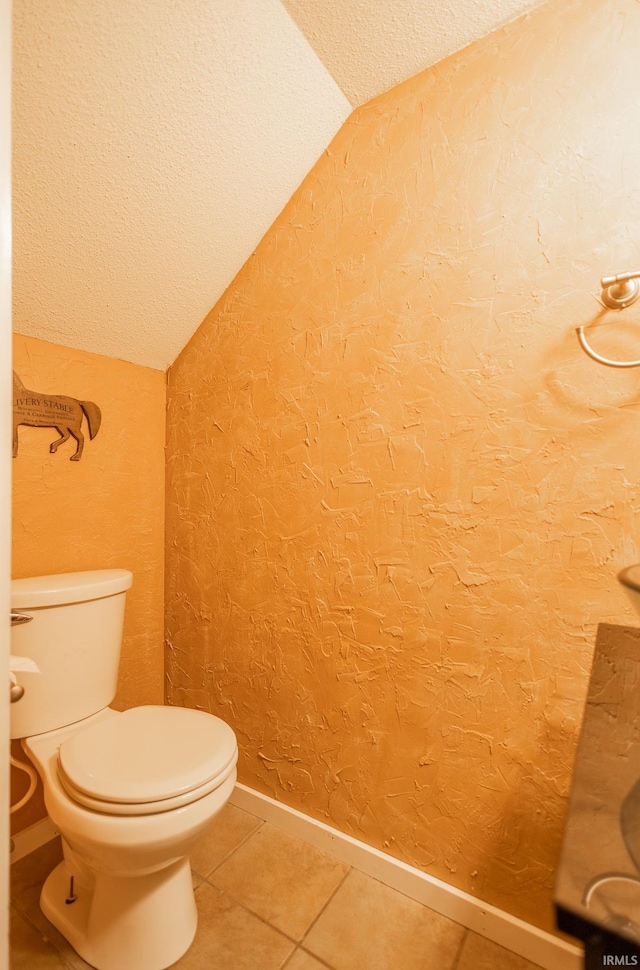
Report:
9,613,33,702
10,612,33,626
10,683,24,703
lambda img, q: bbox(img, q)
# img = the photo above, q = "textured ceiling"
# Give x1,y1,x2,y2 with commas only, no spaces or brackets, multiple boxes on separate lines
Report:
12,0,350,370
13,0,546,371
281,0,545,108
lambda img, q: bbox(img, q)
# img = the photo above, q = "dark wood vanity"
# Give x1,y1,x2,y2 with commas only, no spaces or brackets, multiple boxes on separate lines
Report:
555,623,640,968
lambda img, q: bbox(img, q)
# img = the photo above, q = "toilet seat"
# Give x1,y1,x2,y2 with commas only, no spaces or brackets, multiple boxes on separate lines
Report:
58,764,236,815
57,705,238,816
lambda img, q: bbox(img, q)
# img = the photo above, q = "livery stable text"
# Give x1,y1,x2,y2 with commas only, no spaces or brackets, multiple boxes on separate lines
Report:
15,397,75,414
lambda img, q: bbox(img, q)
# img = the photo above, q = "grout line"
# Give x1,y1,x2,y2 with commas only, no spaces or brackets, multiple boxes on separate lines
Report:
281,940,338,970
280,946,312,970
12,905,85,970
10,901,44,934
298,866,352,946
205,882,302,947
280,945,339,970
10,904,74,969
279,948,296,970
201,860,352,953
297,944,341,969
197,819,353,954
193,814,265,880
450,928,468,970
199,811,352,948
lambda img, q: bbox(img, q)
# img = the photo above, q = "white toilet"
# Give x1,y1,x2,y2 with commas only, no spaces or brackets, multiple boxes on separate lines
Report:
10,569,238,970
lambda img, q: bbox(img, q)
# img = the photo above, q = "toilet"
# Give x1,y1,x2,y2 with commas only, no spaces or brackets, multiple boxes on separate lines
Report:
10,569,238,970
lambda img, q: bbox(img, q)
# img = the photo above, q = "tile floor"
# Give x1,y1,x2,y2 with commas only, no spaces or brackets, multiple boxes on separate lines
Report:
10,802,547,970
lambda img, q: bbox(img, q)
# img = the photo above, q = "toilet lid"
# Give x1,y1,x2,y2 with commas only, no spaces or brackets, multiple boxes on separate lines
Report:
58,705,237,806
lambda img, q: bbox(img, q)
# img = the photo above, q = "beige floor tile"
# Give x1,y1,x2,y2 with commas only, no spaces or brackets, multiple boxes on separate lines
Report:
172,880,294,969
303,869,465,970
209,823,349,940
11,839,104,970
11,838,63,911
285,947,335,969
456,932,544,970
192,870,205,890
13,896,95,970
10,908,68,970
191,803,263,877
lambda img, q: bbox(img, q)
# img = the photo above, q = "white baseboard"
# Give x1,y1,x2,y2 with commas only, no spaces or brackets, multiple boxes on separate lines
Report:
10,816,59,865
229,783,582,970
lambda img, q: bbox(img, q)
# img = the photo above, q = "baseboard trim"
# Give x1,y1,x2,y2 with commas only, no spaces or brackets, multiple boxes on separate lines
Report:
10,816,59,865
229,783,582,970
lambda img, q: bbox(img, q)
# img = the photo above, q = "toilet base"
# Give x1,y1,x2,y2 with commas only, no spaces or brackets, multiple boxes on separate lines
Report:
40,856,197,970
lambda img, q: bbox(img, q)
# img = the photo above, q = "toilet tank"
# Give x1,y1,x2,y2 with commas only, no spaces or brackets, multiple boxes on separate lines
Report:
10,569,133,740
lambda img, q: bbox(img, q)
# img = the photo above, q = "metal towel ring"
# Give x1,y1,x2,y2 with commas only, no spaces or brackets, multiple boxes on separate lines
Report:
577,272,640,368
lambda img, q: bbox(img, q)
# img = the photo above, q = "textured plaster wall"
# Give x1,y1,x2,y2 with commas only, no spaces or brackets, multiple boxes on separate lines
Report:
166,0,640,932
11,334,165,833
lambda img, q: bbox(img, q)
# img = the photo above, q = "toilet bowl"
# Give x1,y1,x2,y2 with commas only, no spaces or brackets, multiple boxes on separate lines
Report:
10,570,239,970
24,706,237,970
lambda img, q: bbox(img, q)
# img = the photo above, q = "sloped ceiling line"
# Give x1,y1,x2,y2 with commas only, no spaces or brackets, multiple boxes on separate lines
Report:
12,0,544,370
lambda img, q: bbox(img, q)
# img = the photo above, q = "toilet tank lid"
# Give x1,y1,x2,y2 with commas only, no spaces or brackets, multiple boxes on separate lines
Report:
11,569,133,608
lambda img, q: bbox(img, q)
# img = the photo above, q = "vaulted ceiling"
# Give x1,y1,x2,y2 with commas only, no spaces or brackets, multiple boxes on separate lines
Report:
13,0,544,371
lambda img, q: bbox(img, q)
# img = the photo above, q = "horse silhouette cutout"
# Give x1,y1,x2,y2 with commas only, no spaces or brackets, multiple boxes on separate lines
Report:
13,372,102,461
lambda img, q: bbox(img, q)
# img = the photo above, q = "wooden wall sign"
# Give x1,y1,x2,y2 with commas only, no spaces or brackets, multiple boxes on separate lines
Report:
13,372,102,461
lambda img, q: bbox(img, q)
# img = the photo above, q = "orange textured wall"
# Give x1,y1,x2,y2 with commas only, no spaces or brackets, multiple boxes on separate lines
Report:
12,334,165,832
166,0,640,931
